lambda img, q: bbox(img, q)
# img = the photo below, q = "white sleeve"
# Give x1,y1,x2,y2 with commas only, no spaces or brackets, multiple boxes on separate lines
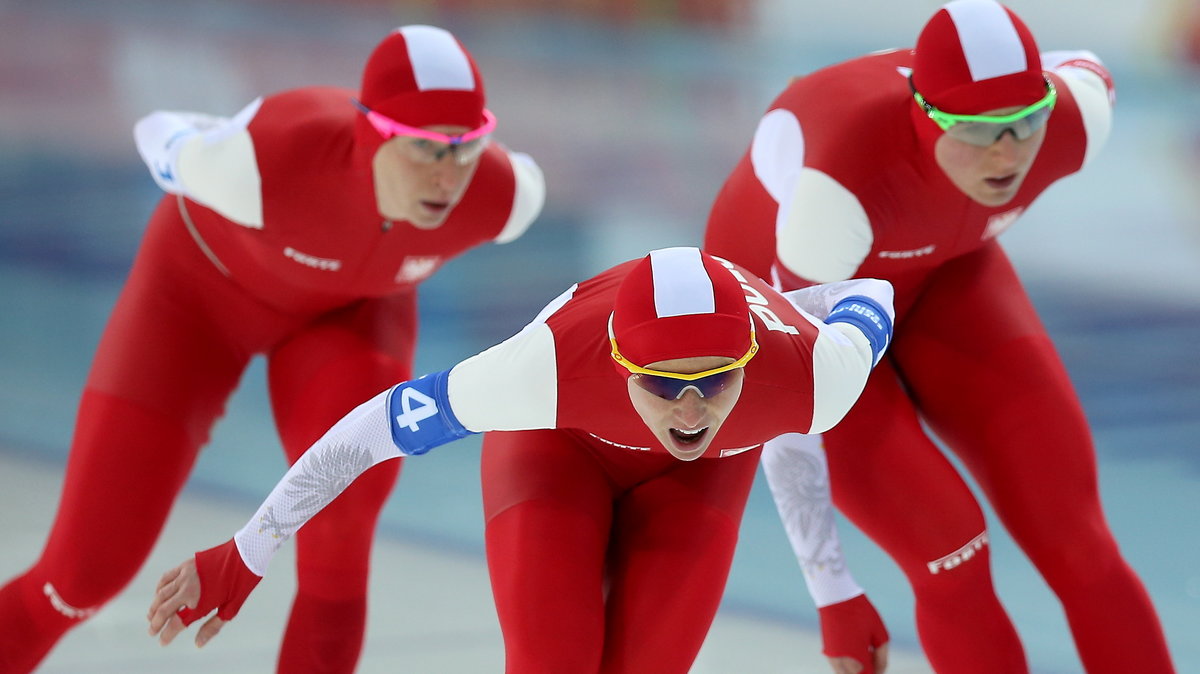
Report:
762,432,864,608
494,150,545,244
1041,49,1115,167
750,109,874,283
229,283,581,576
133,97,265,228
784,278,895,323
767,279,894,605
233,388,399,575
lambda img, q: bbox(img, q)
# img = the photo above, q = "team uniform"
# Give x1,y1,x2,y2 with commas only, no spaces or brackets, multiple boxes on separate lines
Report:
705,5,1175,672
0,29,545,674
175,249,895,673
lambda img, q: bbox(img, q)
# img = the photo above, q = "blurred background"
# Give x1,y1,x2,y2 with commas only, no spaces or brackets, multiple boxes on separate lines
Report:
1,0,1197,671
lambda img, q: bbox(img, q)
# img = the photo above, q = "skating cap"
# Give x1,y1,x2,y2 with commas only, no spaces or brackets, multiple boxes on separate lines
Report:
610,248,752,369
360,25,486,129
912,0,1044,115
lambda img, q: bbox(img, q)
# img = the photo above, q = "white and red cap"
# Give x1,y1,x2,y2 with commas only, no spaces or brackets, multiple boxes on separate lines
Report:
356,25,487,153
912,0,1044,115
611,248,751,369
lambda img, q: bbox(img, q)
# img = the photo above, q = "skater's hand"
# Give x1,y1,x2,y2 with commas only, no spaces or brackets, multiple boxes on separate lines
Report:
147,558,226,648
827,643,889,674
820,594,890,674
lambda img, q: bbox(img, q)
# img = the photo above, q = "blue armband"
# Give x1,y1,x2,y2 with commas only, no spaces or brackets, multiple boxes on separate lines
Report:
825,295,893,366
386,369,476,456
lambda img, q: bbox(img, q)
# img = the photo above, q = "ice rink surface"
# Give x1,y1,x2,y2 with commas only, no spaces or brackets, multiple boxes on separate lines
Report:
1,1,1197,671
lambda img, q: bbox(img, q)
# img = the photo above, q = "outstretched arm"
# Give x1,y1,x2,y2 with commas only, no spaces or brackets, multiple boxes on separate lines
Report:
776,278,895,673
147,371,475,646
762,433,889,674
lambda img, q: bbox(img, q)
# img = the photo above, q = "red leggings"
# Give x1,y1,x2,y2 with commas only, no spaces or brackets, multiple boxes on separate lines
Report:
825,243,1174,672
0,198,416,673
482,429,761,674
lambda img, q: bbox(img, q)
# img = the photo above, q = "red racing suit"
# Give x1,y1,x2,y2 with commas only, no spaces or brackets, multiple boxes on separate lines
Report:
705,48,1175,672
178,254,893,674
0,86,544,673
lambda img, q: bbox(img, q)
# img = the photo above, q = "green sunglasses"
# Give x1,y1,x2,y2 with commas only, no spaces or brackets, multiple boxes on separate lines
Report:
911,76,1057,147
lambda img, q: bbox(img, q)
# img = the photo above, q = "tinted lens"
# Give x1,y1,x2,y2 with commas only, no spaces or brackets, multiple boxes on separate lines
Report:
405,137,489,165
452,136,489,164
945,106,1053,147
631,370,738,400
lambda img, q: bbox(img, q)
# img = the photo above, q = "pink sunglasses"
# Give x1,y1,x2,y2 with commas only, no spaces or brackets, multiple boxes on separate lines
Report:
352,99,496,144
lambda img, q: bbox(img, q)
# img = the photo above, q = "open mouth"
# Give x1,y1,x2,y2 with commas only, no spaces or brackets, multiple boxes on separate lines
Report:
420,200,450,213
984,174,1016,189
669,427,709,445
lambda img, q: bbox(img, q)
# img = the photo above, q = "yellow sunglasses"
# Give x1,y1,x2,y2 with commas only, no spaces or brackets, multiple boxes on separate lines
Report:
609,316,758,399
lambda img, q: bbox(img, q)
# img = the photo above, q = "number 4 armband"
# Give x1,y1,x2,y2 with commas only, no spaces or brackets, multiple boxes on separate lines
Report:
386,369,477,455
825,295,893,367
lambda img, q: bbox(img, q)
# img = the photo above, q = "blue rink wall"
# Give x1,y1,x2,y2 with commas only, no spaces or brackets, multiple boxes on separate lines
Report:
1,1,1197,671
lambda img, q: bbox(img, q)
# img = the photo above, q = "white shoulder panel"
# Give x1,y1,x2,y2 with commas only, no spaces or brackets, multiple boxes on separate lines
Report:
750,108,872,283
1058,66,1113,168
176,98,265,228
494,151,546,244
446,283,576,431
777,169,874,283
751,108,805,203
806,317,873,433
